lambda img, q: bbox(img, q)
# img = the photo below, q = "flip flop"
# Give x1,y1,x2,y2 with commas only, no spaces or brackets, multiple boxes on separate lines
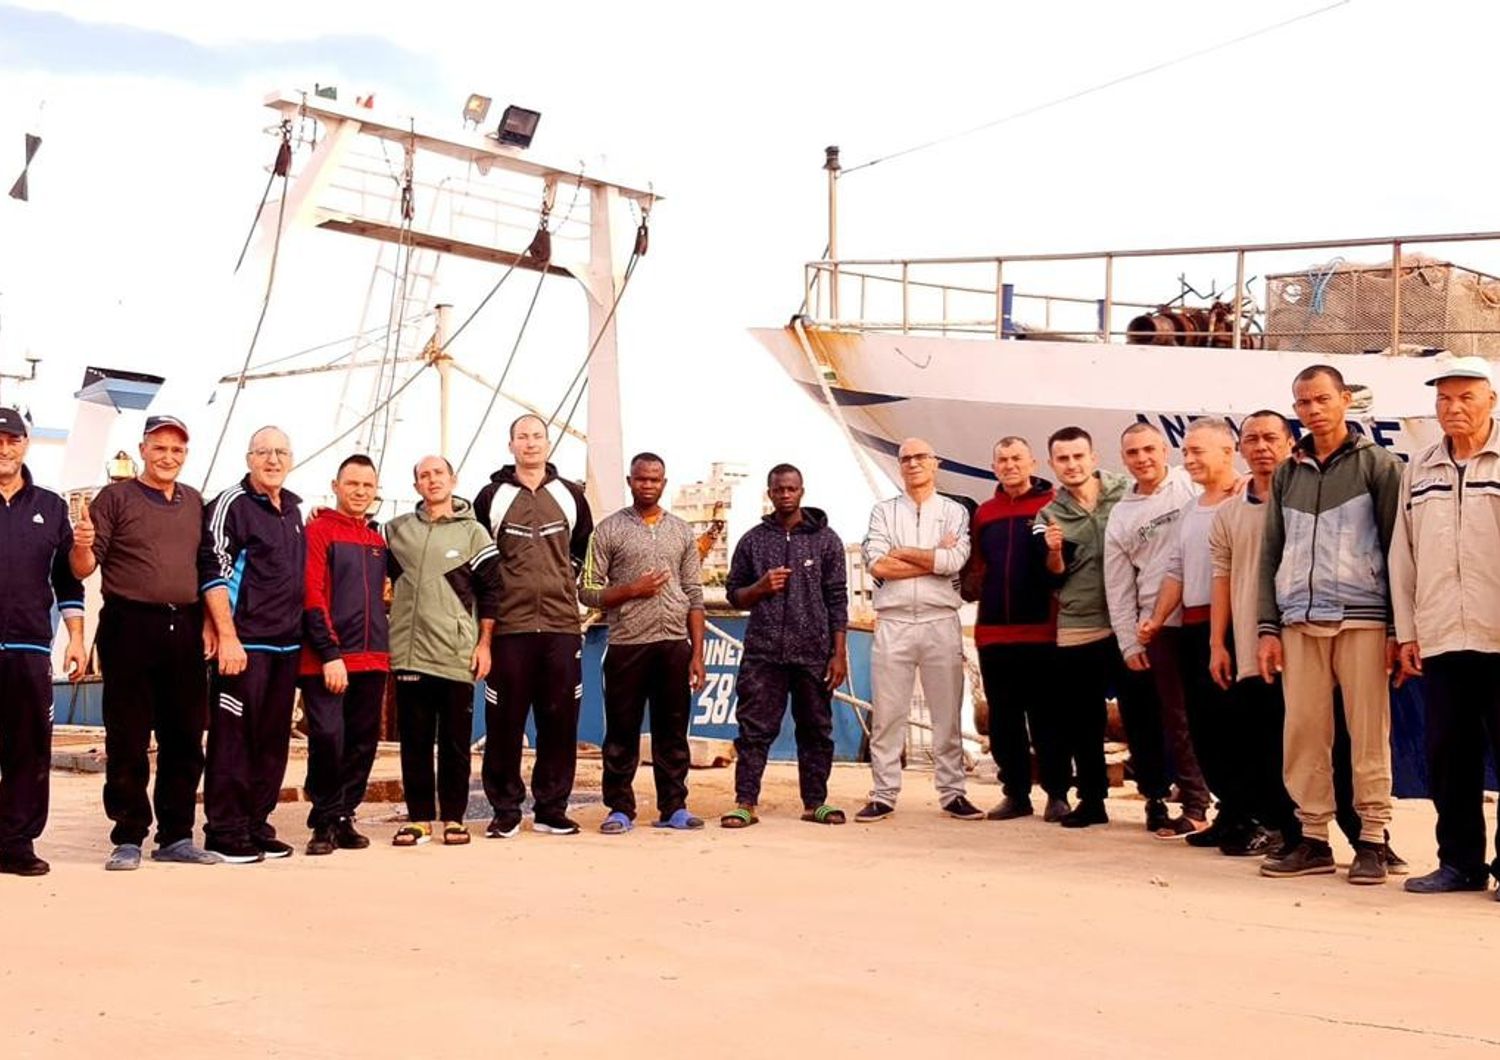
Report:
600,811,633,835
719,808,758,829
653,808,704,830
1154,815,1208,841
801,805,847,825
393,823,431,847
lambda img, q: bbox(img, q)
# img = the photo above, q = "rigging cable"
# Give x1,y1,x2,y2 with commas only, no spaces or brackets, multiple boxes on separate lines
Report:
841,0,1351,176
202,120,294,489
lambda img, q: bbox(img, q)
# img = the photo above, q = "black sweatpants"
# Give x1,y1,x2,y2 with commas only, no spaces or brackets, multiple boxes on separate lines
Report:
601,639,692,820
395,672,475,823
1421,651,1500,877
300,670,386,828
1116,663,1171,802
1232,674,1301,835
977,642,1069,801
1053,637,1116,803
1180,622,1252,823
96,599,207,847
733,658,835,809
0,651,51,859
1147,628,1212,818
205,650,298,844
482,632,581,820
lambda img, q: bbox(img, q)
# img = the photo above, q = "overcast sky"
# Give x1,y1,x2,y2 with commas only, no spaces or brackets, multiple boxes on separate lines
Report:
0,0,1492,540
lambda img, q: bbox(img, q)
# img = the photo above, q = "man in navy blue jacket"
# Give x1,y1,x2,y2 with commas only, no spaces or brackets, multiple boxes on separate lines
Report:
720,464,848,827
199,426,306,865
0,407,86,877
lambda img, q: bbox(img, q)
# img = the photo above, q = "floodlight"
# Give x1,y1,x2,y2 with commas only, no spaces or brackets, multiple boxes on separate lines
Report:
463,94,492,127
495,105,541,148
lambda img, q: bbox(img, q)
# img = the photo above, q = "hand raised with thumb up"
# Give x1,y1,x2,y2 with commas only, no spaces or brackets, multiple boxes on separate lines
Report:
72,501,96,553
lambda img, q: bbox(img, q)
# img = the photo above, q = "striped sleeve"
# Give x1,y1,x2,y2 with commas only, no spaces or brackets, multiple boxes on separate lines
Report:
199,485,244,593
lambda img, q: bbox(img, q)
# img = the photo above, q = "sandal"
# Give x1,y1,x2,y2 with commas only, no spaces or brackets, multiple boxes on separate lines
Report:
801,805,847,825
600,811,633,835
653,808,704,830
442,822,471,846
719,807,759,829
393,823,431,847
1154,815,1209,841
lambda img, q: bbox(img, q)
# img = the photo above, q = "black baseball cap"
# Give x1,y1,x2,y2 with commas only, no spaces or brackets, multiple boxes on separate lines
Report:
143,414,190,441
0,407,28,438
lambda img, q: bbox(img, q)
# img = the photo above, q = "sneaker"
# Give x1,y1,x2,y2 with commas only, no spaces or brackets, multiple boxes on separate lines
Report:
485,813,521,839
1144,798,1171,833
1221,825,1281,858
1042,796,1071,823
986,797,1034,821
1348,843,1389,885
1059,801,1109,829
104,843,142,871
150,839,222,865
1403,864,1488,894
305,827,336,856
1382,844,1410,877
0,851,49,876
205,837,265,865
942,795,985,821
252,836,294,860
333,817,370,850
533,815,580,836
855,801,895,823
1260,838,1335,878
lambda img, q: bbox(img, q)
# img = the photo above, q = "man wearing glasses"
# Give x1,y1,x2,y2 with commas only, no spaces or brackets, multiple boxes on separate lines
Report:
858,438,980,822
199,427,306,864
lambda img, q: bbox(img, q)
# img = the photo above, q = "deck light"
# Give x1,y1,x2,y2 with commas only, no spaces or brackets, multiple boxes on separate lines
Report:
495,105,541,148
463,94,492,128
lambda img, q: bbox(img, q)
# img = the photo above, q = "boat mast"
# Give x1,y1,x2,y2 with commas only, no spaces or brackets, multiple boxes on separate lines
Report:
825,146,840,320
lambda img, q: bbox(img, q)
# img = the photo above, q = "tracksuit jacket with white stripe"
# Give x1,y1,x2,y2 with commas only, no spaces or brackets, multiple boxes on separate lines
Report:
0,466,85,654
472,463,592,635
198,474,307,650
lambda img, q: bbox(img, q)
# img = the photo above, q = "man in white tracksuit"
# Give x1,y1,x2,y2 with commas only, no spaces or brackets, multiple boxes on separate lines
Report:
857,437,980,822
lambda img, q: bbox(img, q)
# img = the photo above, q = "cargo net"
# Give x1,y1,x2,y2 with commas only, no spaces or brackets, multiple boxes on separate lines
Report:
1265,254,1500,356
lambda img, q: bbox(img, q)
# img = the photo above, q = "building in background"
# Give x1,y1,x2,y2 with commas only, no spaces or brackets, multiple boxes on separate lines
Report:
671,462,754,589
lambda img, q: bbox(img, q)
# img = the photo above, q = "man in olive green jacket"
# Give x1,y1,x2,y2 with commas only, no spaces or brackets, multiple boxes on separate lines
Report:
383,456,500,846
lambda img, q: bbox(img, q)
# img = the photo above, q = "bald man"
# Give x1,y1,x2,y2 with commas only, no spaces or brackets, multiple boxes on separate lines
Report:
858,437,979,822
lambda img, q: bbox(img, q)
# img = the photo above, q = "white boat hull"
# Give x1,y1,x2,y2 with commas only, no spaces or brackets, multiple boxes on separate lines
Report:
751,326,1446,504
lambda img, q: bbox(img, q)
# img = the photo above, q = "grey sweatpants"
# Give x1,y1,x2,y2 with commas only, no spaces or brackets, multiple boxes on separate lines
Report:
868,614,967,805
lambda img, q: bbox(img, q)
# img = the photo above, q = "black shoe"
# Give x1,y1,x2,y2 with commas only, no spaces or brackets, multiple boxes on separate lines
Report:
1144,798,1170,833
305,827,336,856
1185,815,1232,849
1042,796,1071,823
986,797,1034,821
486,813,521,839
252,836,293,860
533,815,580,836
1222,825,1281,858
855,801,895,823
1059,801,1108,829
0,852,49,876
205,837,265,865
942,795,985,820
1382,844,1409,876
333,817,370,850
1260,838,1335,878
1403,864,1488,894
1348,842,1389,885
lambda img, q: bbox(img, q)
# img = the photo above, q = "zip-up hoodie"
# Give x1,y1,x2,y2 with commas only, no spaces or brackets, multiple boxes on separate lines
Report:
299,507,390,676
0,466,84,654
1257,431,1402,634
725,507,848,667
1104,465,1196,658
473,463,593,636
1036,470,1131,632
863,491,970,621
962,477,1057,646
199,475,306,649
384,498,501,684
1389,420,1500,657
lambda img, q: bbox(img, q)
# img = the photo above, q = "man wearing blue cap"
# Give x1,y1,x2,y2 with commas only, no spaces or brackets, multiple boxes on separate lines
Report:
0,407,86,877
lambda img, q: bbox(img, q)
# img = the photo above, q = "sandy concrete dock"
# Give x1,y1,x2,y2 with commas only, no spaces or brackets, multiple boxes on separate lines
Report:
2,750,1497,1058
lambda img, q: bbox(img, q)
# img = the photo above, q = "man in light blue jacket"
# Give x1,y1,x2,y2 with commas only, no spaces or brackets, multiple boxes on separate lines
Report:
857,437,978,823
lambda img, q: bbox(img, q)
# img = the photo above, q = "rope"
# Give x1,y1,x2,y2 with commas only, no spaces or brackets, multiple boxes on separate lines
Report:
841,0,1350,176
455,268,549,475
791,315,886,500
1307,256,1345,316
293,362,433,470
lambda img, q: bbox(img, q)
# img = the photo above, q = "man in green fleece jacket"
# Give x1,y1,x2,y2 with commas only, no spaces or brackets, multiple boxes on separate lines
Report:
1036,426,1131,828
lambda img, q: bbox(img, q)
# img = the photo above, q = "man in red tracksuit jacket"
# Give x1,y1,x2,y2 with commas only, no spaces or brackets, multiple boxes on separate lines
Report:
299,454,390,855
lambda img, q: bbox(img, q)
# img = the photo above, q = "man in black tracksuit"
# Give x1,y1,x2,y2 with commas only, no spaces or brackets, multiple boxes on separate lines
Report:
473,415,592,838
0,407,86,877
721,464,849,826
200,427,306,864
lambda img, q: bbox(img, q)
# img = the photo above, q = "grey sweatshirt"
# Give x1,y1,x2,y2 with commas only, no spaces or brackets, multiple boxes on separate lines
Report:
578,506,704,645
1103,465,1197,659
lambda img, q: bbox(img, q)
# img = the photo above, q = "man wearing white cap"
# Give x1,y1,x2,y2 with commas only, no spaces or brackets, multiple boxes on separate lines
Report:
1391,355,1500,896
70,414,221,870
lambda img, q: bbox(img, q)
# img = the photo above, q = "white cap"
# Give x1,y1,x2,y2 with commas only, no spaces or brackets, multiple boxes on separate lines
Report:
1425,355,1493,386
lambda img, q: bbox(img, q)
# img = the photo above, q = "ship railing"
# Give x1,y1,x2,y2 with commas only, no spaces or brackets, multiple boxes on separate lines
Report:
801,230,1500,356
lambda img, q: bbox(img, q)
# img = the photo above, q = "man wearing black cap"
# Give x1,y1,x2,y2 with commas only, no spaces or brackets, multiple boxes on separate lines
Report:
0,407,87,877
70,414,220,870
